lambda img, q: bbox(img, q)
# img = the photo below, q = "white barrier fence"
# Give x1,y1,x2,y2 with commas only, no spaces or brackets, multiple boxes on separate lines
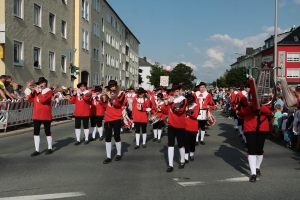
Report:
0,100,74,132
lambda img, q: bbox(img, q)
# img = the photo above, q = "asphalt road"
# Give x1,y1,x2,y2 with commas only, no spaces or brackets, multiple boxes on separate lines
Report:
0,112,299,200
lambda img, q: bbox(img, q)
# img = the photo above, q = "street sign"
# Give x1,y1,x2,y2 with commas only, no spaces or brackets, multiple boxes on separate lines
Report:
160,76,169,86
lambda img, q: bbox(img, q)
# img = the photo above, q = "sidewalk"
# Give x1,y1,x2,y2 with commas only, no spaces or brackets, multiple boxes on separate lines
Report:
0,118,74,139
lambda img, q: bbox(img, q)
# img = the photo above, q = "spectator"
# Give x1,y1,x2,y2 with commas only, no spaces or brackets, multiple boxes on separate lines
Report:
273,104,282,140
24,80,34,97
5,76,21,101
14,84,25,100
285,108,294,148
274,93,284,112
0,75,13,100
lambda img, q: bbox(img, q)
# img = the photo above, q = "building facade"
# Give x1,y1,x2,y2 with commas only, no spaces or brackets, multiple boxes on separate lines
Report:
139,57,153,90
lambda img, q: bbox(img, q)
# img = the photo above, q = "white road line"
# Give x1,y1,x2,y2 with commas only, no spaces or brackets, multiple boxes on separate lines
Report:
177,181,205,186
0,192,86,200
219,176,259,182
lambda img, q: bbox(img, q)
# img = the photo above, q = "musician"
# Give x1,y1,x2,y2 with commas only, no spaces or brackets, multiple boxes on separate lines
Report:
235,85,248,145
90,86,107,141
125,86,136,128
237,85,273,183
194,81,215,145
103,80,126,164
70,82,91,145
184,93,200,163
151,93,167,143
230,87,239,131
28,77,53,156
164,82,187,172
132,87,151,149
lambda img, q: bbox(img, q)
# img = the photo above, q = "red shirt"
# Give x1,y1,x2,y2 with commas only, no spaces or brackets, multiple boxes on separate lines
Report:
132,97,151,123
105,91,126,122
91,95,107,116
70,93,91,117
185,102,200,132
164,96,187,129
28,88,53,121
151,98,167,121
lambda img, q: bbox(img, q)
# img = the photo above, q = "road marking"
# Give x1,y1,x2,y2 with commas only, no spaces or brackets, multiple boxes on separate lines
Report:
218,177,249,182
177,181,205,186
0,192,86,200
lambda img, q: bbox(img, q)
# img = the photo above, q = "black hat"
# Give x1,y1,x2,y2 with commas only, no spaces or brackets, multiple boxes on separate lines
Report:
77,82,87,88
245,83,250,88
136,87,147,94
157,93,163,99
185,93,195,104
196,82,206,87
171,82,182,91
108,80,117,88
94,86,102,92
154,86,163,91
127,86,135,90
35,77,48,85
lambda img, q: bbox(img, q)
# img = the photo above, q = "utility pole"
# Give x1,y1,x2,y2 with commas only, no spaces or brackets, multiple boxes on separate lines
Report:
274,0,278,82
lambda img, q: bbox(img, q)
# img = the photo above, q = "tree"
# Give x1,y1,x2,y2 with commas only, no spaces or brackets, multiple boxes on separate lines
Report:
138,69,143,85
146,62,169,87
169,63,197,90
225,66,248,87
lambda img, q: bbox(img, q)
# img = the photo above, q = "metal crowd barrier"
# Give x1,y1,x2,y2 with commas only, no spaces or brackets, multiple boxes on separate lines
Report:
0,100,74,132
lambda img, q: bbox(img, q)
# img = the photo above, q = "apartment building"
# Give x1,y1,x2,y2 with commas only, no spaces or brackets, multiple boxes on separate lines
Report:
0,0,75,87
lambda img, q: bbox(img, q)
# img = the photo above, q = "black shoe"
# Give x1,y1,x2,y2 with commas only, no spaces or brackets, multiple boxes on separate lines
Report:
249,174,257,182
89,138,96,141
179,162,185,169
239,134,242,137
235,128,238,132
115,155,122,161
190,156,194,161
134,145,140,149
142,144,146,148
185,159,189,164
157,139,161,143
121,131,124,134
45,149,53,155
74,141,81,146
200,141,205,145
99,136,104,141
152,138,157,142
166,166,173,172
103,158,112,164
31,151,40,157
195,142,199,146
84,140,89,145
242,140,245,143
256,169,261,177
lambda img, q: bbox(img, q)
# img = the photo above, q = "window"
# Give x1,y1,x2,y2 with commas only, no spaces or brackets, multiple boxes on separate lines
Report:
34,4,41,27
93,48,99,61
61,20,67,38
85,1,89,21
287,53,300,62
62,0,67,5
49,51,55,71
94,22,100,37
49,13,55,33
287,69,300,78
106,11,110,23
111,16,115,28
33,47,41,68
82,29,89,50
102,41,104,55
94,0,100,12
294,36,299,42
13,0,23,19
102,18,104,32
82,29,85,49
93,73,99,85
61,55,66,73
82,0,85,18
14,40,23,66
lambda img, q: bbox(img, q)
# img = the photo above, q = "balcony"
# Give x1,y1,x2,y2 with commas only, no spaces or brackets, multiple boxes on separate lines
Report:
125,71,129,77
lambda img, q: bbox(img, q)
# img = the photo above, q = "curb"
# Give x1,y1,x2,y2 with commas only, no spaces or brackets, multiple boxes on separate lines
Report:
0,118,74,139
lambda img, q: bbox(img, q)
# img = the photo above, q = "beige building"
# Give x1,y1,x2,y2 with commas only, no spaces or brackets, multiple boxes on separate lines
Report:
0,0,75,87
0,0,140,88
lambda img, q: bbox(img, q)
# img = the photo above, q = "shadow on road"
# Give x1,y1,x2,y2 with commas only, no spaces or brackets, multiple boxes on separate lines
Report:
53,137,75,152
111,142,131,158
159,145,180,167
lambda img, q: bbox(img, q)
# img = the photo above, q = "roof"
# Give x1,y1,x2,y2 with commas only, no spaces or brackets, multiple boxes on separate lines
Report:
139,57,152,66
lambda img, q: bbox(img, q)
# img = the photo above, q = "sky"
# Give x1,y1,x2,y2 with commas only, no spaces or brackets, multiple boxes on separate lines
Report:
107,0,300,83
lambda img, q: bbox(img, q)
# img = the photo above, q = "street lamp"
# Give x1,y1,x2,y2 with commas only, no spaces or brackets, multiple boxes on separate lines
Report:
235,52,255,78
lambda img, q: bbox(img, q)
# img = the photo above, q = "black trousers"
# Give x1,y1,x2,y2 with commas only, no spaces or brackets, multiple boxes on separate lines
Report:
135,122,147,133
153,120,163,129
75,117,89,129
104,119,121,142
184,131,197,153
245,132,266,155
198,120,206,131
33,120,51,136
168,126,185,148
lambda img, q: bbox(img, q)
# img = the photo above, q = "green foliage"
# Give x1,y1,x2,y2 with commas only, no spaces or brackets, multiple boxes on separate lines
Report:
147,62,169,87
213,67,248,87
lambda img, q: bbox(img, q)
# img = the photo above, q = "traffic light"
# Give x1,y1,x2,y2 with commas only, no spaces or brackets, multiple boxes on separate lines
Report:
70,63,80,81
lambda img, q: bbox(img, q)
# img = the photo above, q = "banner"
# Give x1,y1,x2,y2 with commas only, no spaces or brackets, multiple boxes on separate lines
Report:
160,76,169,87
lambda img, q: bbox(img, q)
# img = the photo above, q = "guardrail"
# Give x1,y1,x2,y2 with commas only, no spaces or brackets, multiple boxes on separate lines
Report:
0,100,74,132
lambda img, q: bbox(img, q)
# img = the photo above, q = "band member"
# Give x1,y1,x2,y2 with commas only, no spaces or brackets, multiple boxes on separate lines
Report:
132,87,151,149
230,87,239,131
28,77,53,156
103,80,126,164
90,86,107,141
126,86,136,126
70,82,91,145
184,93,200,163
237,93,273,182
194,81,215,145
151,93,167,143
164,82,187,172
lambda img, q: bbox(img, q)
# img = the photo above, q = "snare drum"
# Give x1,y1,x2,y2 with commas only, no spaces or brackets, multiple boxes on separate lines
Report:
197,109,207,120
149,114,160,125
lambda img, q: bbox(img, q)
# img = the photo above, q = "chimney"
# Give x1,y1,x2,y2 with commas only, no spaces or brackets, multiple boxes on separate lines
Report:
143,57,147,61
246,47,254,55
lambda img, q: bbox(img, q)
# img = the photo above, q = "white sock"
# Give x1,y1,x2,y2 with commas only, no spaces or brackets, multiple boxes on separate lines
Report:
142,133,147,145
75,129,81,142
200,130,205,141
158,130,162,139
46,136,52,150
91,127,97,138
179,147,185,163
132,122,135,128
196,131,199,142
248,155,257,175
116,141,121,156
98,127,103,137
238,126,246,142
135,133,140,146
256,155,263,169
105,142,111,158
34,135,40,152
185,153,189,160
234,119,238,129
120,128,123,132
153,129,158,139
84,129,89,141
168,147,174,167
190,152,194,157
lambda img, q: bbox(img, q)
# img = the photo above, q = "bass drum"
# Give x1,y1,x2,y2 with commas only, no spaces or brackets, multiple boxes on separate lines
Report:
206,112,216,127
